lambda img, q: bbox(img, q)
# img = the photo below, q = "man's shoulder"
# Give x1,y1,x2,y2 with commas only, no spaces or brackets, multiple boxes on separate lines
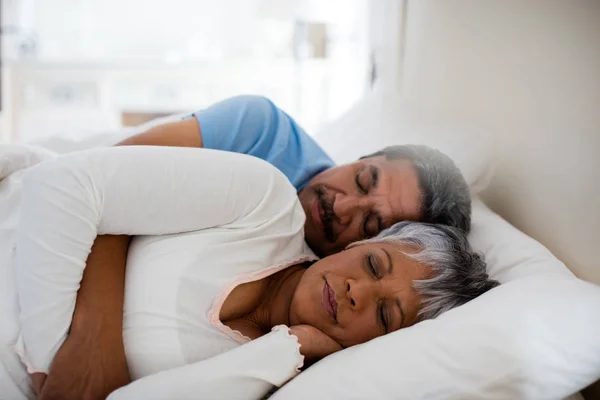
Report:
199,94,335,189
249,96,335,189
235,95,332,158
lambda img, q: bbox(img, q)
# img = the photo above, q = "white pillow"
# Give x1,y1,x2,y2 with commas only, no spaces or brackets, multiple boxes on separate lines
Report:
313,89,495,195
271,199,600,399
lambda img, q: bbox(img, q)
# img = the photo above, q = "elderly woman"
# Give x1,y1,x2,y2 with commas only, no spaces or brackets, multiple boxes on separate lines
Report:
5,146,497,399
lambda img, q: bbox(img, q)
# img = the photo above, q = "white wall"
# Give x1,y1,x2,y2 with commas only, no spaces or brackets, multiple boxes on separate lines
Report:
400,0,600,285
0,67,10,142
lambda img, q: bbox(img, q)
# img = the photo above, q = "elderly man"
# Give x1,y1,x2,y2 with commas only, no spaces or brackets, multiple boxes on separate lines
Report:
33,95,472,399
119,95,471,255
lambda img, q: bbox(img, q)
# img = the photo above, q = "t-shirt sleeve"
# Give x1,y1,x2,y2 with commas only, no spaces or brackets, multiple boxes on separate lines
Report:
107,326,303,400
192,95,283,157
190,95,335,190
14,146,302,374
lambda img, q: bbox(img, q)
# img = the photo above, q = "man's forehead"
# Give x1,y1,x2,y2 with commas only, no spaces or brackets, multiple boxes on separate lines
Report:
355,154,386,165
354,154,413,171
374,158,422,223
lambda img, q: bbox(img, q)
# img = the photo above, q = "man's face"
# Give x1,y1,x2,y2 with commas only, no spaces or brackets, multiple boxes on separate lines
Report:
298,156,422,257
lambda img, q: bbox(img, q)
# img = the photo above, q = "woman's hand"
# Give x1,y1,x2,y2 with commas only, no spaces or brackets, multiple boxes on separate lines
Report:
289,325,343,366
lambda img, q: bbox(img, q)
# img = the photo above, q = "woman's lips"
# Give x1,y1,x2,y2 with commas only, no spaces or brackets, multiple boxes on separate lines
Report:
322,279,338,321
312,196,324,231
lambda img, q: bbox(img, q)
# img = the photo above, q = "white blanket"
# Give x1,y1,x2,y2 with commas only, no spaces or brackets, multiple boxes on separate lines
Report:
0,145,56,399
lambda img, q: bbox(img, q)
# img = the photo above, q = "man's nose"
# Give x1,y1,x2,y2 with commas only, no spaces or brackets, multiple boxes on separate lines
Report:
333,194,367,226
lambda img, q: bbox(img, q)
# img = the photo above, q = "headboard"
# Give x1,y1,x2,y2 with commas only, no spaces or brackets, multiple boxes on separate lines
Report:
397,0,600,285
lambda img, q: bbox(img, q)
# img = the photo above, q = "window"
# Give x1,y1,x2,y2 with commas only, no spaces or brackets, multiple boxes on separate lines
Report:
3,0,371,141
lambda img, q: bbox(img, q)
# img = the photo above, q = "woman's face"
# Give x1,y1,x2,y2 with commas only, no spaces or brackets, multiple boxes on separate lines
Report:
290,242,432,348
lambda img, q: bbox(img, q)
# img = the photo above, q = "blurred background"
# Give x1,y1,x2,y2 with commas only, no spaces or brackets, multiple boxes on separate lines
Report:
0,0,403,142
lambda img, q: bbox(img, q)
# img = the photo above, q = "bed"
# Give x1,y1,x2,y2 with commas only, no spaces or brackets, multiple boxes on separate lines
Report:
2,81,596,399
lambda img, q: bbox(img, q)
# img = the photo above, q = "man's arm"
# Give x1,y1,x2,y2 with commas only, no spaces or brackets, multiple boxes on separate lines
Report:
116,96,281,157
37,235,132,399
115,95,332,192
117,118,203,148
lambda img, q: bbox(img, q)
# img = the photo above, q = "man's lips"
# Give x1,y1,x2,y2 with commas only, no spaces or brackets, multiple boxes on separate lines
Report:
322,279,338,321
312,196,324,231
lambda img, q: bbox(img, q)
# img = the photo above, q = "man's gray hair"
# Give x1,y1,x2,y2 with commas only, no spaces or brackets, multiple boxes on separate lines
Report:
361,145,471,233
349,221,498,320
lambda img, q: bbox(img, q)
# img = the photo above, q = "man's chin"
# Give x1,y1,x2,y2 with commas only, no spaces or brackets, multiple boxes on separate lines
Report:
305,233,329,258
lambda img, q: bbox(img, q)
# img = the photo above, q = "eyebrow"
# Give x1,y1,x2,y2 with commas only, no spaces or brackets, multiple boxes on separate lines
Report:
370,165,379,188
383,248,393,274
369,166,384,232
396,298,406,327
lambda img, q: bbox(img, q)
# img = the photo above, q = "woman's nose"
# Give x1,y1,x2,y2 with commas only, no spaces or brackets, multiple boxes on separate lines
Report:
346,278,376,311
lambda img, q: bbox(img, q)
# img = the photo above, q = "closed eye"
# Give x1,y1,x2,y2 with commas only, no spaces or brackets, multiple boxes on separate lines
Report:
362,215,370,238
378,302,389,333
355,173,367,194
366,252,381,279
363,214,381,238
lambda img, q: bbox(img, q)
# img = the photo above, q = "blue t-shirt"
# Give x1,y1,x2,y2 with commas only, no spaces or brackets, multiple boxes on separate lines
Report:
190,95,335,191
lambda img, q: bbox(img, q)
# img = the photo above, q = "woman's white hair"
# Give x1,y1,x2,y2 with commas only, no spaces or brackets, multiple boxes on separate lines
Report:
349,221,498,320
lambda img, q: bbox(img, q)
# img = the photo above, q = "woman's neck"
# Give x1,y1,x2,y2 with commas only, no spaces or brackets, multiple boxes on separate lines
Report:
251,262,308,332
